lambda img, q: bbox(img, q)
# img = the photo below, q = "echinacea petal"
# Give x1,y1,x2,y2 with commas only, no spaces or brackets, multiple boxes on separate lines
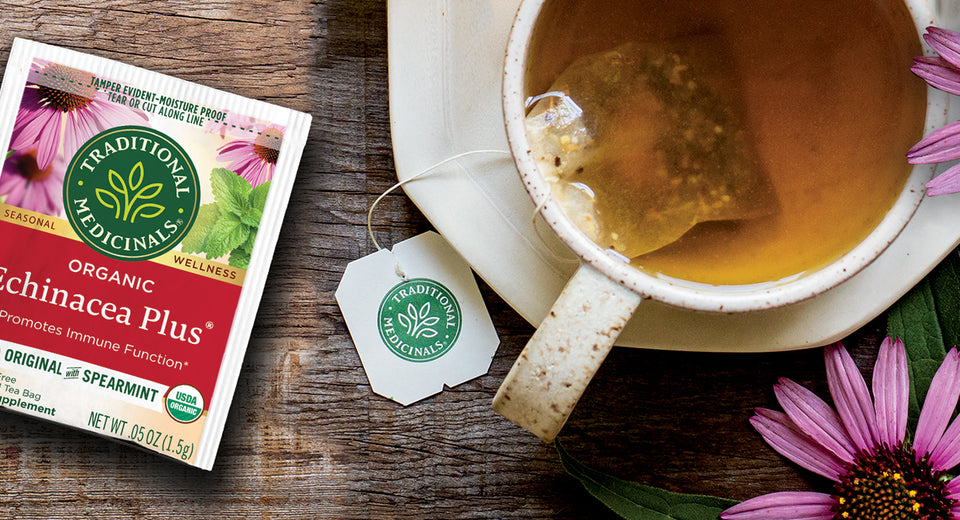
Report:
825,343,880,453
932,416,960,472
70,109,101,151
912,56,960,98
34,114,63,172
20,181,46,214
10,107,56,153
750,408,845,481
908,119,960,164
910,129,960,175
217,141,252,154
0,175,27,206
720,492,835,520
925,162,960,196
925,26,960,70
41,176,63,215
218,145,256,163
943,477,960,519
915,348,960,457
0,167,21,191
89,97,147,130
945,475,960,501
11,88,44,128
61,113,82,165
774,378,856,463
873,337,909,447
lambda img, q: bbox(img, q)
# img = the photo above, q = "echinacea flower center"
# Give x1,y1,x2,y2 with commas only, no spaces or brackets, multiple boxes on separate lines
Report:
253,128,282,164
35,63,96,113
832,443,953,520
14,149,55,182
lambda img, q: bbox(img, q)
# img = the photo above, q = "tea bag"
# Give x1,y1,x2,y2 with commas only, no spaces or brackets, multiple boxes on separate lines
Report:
526,37,777,258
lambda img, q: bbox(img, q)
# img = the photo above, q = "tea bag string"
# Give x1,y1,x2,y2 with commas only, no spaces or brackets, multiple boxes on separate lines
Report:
367,150,509,280
529,195,579,265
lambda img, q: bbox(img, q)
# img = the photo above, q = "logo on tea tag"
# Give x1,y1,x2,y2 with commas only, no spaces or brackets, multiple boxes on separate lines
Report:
378,278,462,363
336,232,500,405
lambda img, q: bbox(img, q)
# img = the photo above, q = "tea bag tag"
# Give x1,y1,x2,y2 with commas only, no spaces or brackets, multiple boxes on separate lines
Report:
336,231,500,405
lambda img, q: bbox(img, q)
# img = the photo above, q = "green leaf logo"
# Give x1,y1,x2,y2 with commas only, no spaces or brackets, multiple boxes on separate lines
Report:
94,162,166,223
377,278,461,363
63,126,200,262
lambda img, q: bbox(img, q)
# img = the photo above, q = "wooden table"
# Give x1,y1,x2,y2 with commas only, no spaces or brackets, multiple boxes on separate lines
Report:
0,1,889,518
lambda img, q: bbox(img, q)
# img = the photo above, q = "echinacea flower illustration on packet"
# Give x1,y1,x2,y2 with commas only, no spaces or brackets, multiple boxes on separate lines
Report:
0,148,66,216
723,338,960,520
10,59,149,168
0,59,149,215
214,124,284,188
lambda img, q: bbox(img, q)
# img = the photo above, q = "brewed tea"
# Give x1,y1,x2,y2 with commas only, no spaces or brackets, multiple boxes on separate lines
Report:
526,36,777,259
525,0,926,285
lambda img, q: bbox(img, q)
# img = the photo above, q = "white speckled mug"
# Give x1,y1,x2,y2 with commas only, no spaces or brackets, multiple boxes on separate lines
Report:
493,0,949,441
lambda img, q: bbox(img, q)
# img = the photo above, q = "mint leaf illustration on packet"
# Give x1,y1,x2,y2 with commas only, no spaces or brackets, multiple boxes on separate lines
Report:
337,232,500,405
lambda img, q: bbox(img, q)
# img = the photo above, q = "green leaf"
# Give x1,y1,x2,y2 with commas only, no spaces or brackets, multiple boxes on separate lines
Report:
108,169,128,195
181,203,220,254
128,161,145,191
240,209,263,228
240,230,257,254
228,247,250,269
130,203,164,222
930,250,960,347
556,441,737,520
95,188,121,219
205,211,250,259
249,180,271,212
211,168,252,217
135,182,163,200
6,150,14,159
887,248,960,430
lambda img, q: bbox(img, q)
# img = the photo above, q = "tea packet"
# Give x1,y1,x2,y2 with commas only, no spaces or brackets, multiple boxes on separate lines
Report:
0,39,311,469
526,38,777,258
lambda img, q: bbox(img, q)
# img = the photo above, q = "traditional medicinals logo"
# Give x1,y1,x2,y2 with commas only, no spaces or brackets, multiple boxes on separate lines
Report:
377,278,462,363
63,126,200,261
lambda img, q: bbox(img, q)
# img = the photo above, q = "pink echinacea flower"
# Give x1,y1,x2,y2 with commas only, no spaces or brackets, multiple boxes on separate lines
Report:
215,126,283,188
0,148,66,216
722,337,960,520
9,60,148,171
908,26,960,195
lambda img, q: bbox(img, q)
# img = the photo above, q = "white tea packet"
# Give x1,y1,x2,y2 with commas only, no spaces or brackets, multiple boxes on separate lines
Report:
0,39,311,469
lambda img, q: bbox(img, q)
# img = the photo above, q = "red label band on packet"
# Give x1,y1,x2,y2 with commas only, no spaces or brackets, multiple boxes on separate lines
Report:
0,216,241,406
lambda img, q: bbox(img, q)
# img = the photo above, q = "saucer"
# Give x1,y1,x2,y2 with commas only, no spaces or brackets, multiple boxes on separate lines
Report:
387,0,960,352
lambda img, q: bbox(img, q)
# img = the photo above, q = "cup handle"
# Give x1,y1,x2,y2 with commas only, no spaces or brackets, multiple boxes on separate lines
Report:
493,263,643,441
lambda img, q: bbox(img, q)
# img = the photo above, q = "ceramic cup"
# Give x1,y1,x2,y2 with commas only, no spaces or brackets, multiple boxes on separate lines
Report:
493,0,950,441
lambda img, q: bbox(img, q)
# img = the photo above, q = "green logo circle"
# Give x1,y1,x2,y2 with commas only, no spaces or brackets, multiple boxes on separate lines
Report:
165,384,204,423
63,126,200,261
377,278,462,362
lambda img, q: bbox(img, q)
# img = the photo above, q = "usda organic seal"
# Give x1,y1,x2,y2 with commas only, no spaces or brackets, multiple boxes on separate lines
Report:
165,384,204,423
63,126,200,261
377,278,462,362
